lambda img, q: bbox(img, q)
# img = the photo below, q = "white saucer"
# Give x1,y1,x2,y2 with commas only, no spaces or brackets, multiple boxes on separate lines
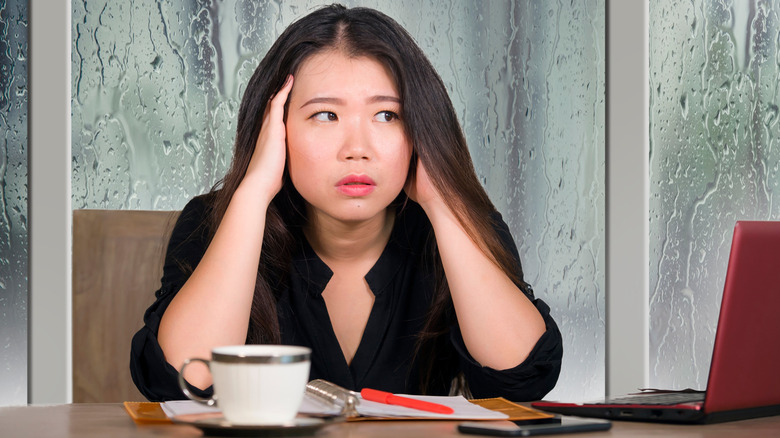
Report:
171,414,339,436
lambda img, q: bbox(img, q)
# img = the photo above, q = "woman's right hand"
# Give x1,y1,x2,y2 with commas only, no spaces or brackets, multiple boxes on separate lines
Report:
242,75,294,203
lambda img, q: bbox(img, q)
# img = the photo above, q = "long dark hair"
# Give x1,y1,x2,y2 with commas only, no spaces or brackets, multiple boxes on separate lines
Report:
210,4,531,392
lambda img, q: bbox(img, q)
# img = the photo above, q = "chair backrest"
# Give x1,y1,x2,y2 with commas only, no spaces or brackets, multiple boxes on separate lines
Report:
72,209,180,403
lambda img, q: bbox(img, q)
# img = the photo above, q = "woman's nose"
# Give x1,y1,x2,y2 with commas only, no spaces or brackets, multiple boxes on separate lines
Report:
338,119,372,161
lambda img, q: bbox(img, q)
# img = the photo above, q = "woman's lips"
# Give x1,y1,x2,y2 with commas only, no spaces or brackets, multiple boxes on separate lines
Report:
336,175,376,197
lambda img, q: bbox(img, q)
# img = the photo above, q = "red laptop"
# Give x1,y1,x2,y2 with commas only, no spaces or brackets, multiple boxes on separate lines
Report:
533,221,780,423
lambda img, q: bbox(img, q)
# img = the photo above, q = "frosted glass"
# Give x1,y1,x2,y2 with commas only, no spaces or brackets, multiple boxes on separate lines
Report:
0,0,28,406
650,0,780,389
71,0,604,400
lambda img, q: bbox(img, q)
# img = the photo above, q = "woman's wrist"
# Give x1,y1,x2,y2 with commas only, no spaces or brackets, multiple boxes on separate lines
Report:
234,174,280,209
420,197,458,230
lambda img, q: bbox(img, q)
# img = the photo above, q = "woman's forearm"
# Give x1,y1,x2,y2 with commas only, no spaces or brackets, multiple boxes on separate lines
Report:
424,203,546,370
157,184,270,389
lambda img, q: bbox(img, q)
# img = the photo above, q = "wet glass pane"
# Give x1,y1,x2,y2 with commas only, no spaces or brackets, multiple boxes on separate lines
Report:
71,0,605,400
649,0,780,389
0,0,29,406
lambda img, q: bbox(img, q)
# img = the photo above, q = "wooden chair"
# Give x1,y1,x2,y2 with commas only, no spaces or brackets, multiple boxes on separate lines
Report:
72,209,180,403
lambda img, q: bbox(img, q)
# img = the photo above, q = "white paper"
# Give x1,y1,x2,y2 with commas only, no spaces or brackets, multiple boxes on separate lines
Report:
161,399,220,418
163,393,508,420
353,394,508,419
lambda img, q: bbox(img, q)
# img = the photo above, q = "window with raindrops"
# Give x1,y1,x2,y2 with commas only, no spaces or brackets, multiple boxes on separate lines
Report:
649,0,780,390
70,0,605,400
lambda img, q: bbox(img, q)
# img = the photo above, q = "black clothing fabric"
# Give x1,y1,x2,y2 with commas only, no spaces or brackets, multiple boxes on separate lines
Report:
130,194,563,402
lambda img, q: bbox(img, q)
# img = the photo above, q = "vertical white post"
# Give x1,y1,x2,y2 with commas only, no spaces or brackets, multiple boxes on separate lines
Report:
606,0,650,396
29,0,72,404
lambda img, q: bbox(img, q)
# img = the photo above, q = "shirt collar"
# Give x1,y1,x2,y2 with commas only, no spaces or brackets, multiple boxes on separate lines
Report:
292,210,410,297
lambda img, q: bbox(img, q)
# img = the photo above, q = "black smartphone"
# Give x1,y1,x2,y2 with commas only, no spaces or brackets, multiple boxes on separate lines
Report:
458,417,611,436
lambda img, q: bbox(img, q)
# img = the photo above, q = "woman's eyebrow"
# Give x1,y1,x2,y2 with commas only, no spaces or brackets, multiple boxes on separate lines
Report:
367,95,401,104
299,95,400,109
300,97,345,109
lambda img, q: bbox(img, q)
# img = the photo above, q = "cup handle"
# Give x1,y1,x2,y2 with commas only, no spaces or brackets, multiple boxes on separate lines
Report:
178,358,217,406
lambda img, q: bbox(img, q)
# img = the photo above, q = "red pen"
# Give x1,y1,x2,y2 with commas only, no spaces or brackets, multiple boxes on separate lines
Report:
360,388,455,414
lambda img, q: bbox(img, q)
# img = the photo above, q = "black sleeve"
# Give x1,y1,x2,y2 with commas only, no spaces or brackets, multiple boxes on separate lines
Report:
129,194,215,401
450,212,563,401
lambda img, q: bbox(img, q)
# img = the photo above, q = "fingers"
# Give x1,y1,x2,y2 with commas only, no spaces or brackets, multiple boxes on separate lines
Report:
244,75,295,200
270,75,294,112
262,75,294,125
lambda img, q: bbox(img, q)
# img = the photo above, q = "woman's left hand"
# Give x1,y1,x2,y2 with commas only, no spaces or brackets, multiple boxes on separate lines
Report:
404,158,444,212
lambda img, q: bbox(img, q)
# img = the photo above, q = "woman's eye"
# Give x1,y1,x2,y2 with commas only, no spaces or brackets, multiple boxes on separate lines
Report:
312,111,337,122
374,111,399,122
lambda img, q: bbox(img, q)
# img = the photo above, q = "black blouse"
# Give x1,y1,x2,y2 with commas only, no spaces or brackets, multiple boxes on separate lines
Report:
130,194,562,402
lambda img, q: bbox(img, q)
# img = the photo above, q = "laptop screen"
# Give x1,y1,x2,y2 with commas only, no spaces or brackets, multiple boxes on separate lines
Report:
704,221,780,413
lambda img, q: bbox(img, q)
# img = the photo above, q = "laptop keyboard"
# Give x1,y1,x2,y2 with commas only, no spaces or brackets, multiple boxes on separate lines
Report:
597,392,706,406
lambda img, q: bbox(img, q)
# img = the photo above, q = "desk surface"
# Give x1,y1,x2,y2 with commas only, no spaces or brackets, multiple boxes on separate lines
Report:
2,403,780,437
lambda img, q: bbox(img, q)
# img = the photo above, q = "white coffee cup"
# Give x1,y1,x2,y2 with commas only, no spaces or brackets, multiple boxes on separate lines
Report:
178,345,311,425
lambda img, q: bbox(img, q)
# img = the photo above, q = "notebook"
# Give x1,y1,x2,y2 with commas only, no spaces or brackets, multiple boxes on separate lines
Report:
533,221,780,424
125,396,552,423
126,379,554,423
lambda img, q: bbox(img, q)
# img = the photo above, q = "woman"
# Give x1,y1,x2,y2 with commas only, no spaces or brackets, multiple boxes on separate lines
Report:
130,4,562,402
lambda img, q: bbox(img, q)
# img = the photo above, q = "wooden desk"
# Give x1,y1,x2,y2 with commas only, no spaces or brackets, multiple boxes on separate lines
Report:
2,403,779,437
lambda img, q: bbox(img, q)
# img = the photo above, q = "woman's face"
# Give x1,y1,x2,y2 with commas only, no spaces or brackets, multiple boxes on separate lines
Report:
285,51,412,225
